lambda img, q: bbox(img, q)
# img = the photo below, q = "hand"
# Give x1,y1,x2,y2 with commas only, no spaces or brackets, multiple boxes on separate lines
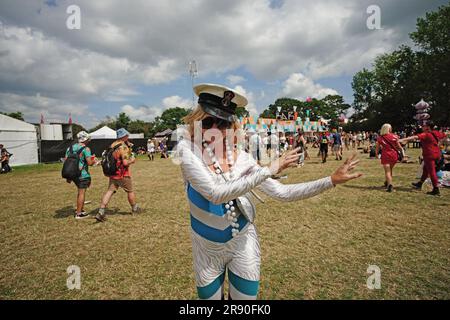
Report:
331,153,363,185
268,147,301,175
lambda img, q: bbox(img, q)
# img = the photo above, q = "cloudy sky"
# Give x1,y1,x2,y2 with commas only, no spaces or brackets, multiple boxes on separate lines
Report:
0,0,447,128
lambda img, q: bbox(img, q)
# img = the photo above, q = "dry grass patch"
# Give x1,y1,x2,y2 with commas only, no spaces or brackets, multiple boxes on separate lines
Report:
0,149,448,299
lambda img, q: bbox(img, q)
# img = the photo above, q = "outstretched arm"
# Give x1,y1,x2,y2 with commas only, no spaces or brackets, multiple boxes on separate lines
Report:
257,153,362,202
399,135,418,145
179,141,301,205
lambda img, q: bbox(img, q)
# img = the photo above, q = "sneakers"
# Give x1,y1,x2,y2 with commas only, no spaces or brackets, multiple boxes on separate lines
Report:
386,184,394,192
411,181,423,189
383,181,388,188
426,187,440,196
95,212,107,222
131,205,142,214
75,211,89,220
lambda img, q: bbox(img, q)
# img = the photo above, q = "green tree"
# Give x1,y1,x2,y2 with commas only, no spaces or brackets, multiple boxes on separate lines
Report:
350,3,450,129
259,95,349,128
71,123,86,138
115,112,131,130
235,107,249,118
410,3,450,125
1,111,25,121
148,107,190,137
128,119,154,138
351,68,375,115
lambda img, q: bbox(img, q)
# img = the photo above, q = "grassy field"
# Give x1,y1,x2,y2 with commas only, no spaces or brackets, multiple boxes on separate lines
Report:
0,148,449,300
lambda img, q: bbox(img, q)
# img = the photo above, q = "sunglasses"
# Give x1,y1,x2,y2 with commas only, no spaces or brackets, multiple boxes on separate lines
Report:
201,117,232,130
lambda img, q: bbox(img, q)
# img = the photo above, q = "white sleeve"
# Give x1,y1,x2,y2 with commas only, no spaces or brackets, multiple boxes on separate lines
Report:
178,141,272,205
257,176,334,202
239,150,335,202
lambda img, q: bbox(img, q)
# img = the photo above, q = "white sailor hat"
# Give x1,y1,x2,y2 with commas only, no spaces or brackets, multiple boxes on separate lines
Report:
193,83,248,122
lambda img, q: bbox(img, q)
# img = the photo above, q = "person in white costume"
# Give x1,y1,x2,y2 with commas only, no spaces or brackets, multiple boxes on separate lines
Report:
176,83,362,300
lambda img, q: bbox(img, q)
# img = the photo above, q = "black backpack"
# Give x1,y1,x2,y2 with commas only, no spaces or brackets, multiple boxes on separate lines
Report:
101,144,122,176
62,145,85,181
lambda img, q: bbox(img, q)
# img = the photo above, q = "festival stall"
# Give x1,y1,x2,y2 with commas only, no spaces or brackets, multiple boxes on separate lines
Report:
90,126,117,139
240,116,328,133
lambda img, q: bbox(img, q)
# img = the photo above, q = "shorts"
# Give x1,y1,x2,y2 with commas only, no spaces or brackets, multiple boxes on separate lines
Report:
332,144,341,152
73,177,91,189
191,223,260,288
108,177,133,193
320,145,328,154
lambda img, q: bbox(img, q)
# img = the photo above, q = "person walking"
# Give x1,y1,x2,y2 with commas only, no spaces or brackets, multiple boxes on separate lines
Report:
400,121,446,196
249,129,264,163
147,139,155,161
319,132,329,163
331,129,343,160
64,131,96,219
96,128,141,222
376,124,402,192
295,131,307,166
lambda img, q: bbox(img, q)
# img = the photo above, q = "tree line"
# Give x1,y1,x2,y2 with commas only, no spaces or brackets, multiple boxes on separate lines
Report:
349,3,450,131
89,107,190,138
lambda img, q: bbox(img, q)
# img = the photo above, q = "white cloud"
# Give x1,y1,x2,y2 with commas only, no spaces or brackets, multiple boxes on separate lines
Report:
0,92,88,124
104,87,140,102
120,95,192,122
227,75,246,86
162,95,193,109
233,85,258,116
0,0,444,127
0,0,426,84
281,73,338,100
121,104,163,122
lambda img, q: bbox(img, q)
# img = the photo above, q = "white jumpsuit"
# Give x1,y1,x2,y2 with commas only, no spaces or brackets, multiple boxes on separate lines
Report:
177,139,334,299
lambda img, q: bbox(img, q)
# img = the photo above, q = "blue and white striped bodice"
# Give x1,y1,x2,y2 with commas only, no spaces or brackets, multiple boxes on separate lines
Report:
187,183,248,243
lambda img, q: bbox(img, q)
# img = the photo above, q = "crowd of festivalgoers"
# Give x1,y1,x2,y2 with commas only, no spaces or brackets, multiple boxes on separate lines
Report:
1,122,448,220
245,123,450,195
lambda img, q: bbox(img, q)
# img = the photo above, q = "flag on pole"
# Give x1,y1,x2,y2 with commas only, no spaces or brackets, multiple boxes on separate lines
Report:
40,113,44,124
68,113,73,124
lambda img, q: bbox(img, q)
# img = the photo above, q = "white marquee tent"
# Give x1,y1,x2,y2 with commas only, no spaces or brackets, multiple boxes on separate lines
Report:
0,114,38,166
90,126,117,139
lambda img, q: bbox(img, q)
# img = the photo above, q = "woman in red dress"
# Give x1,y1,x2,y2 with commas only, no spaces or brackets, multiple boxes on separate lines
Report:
376,123,403,192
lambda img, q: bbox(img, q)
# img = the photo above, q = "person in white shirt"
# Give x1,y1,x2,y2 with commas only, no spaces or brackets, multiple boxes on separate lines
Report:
249,129,265,163
147,139,155,161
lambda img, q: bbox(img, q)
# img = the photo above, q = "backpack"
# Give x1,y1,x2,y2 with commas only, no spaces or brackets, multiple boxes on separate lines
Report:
62,145,85,181
101,143,122,176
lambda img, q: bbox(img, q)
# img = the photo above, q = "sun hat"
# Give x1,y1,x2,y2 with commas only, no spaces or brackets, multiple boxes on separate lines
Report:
77,131,91,143
116,128,130,139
